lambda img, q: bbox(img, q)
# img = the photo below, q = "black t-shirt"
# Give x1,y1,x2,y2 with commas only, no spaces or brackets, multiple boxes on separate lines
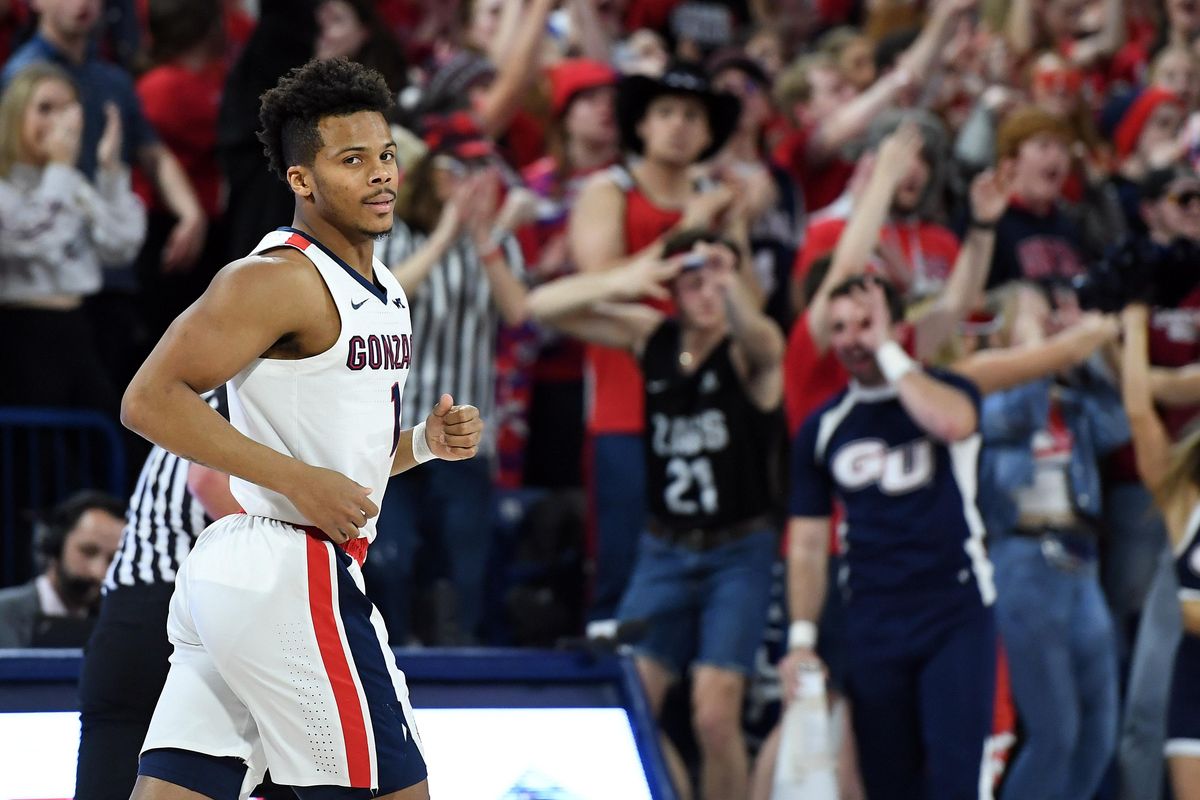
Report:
641,319,782,530
979,203,1089,289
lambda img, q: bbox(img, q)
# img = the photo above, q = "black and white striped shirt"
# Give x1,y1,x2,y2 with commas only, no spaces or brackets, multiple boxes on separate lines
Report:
378,222,525,455
103,388,228,591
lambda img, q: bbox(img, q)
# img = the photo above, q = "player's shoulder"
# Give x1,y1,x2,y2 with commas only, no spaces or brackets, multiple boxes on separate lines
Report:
795,386,854,443
206,250,326,306
217,248,320,283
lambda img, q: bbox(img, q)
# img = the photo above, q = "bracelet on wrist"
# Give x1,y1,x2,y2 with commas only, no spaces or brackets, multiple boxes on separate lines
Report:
876,340,918,384
411,420,437,464
787,620,817,650
968,214,997,231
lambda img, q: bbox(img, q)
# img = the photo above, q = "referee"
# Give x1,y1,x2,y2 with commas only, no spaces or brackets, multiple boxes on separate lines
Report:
75,387,238,800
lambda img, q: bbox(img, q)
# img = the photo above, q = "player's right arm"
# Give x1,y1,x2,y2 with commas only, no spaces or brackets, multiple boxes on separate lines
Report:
779,514,829,704
122,253,378,542
779,414,836,703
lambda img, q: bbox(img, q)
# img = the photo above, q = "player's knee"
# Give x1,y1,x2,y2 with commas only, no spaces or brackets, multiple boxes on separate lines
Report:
691,675,744,754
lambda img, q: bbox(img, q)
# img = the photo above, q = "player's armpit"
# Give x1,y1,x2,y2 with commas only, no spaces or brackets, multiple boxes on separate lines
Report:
135,252,329,395
122,252,333,496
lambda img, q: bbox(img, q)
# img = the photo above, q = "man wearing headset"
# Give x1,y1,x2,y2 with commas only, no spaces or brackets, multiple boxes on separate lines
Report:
0,490,125,647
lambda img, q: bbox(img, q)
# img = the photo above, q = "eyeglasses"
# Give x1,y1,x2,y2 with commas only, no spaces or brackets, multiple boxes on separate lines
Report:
1170,189,1200,207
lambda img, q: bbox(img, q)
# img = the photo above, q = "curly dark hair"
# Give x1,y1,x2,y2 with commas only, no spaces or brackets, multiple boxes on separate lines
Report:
257,58,394,181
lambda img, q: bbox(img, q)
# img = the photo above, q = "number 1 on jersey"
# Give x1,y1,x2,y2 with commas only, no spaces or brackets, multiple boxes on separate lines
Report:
390,382,402,457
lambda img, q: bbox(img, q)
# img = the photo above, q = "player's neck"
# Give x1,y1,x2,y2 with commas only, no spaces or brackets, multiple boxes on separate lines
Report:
291,212,375,279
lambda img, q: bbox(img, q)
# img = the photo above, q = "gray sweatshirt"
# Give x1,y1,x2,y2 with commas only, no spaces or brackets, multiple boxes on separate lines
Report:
0,161,146,302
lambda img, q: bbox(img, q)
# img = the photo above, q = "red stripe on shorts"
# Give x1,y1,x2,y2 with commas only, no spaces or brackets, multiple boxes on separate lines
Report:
305,535,372,787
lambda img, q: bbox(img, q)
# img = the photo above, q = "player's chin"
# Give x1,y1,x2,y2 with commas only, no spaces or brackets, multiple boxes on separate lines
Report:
358,219,394,240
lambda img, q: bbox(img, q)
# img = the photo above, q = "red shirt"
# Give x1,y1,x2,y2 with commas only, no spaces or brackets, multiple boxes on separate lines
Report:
134,60,226,217
795,216,961,297
586,172,679,434
771,124,854,214
784,311,849,437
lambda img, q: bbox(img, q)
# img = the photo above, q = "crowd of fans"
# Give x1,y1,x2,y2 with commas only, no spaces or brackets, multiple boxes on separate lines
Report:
6,0,1200,797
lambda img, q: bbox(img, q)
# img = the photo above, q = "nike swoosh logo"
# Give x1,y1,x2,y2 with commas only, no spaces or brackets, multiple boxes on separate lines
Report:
351,298,368,310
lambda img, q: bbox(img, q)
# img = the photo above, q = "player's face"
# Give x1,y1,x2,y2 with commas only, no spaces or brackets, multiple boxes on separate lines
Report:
34,0,101,38
674,243,736,331
829,294,885,385
637,95,712,168
306,111,398,239
55,508,123,610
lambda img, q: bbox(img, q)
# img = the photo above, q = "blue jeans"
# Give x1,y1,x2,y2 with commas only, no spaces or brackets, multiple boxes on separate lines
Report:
1117,545,1182,800
617,528,777,675
587,433,646,621
364,457,494,644
991,535,1118,800
1103,482,1169,658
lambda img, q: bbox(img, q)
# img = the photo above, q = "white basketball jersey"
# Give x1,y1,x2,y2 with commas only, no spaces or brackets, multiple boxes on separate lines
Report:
227,227,413,544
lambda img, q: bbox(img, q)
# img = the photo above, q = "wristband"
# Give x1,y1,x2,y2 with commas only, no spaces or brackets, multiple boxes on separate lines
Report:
968,215,997,231
876,340,918,384
787,620,817,650
411,420,437,464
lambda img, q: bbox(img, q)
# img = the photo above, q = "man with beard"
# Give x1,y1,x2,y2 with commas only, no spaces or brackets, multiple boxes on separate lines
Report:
784,277,996,799
0,491,125,647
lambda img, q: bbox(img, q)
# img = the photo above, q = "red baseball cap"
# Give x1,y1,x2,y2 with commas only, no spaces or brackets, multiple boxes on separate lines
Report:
548,59,617,118
421,112,497,160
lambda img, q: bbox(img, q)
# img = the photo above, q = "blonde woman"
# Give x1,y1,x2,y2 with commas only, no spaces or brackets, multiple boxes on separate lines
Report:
0,63,145,412
1122,302,1200,800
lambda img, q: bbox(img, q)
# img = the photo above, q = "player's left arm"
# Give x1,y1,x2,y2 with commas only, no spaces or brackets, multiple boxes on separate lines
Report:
893,367,980,443
391,393,484,476
861,282,978,442
720,267,785,411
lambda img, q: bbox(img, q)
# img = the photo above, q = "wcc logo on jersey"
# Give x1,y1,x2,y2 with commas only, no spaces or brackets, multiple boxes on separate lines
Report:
345,334,412,371
831,438,934,495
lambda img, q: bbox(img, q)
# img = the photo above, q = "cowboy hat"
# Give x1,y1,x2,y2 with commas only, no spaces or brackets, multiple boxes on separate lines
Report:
616,61,740,161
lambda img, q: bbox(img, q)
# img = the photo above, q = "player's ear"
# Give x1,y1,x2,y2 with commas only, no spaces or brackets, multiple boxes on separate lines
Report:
286,165,314,200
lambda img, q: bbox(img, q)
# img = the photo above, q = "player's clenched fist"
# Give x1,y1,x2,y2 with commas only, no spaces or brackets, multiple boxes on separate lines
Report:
286,465,378,543
424,393,484,461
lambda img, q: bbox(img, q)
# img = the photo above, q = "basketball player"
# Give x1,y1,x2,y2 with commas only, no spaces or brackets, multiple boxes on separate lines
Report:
786,277,995,799
120,58,482,799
